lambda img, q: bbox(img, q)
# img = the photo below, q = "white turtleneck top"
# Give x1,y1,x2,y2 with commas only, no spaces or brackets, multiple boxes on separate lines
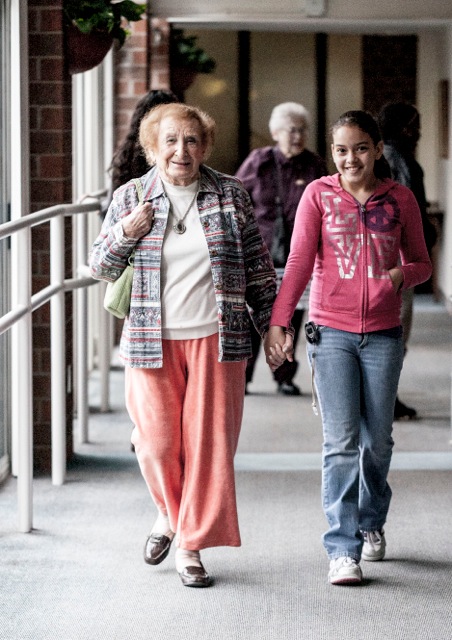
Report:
160,179,218,340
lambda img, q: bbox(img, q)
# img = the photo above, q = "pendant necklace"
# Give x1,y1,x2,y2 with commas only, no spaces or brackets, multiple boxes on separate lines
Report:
171,190,199,234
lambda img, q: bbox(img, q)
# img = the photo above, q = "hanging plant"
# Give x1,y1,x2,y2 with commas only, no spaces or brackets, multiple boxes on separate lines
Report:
64,1,146,48
170,29,216,74
64,0,146,73
170,29,216,97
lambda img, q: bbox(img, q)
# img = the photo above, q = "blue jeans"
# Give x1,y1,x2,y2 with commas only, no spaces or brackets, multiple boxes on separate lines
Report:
307,326,404,561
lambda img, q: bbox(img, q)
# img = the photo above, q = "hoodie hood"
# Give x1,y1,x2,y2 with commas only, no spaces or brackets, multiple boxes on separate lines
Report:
317,173,399,202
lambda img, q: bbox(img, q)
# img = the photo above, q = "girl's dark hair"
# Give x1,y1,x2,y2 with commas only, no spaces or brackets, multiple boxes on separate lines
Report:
331,110,391,179
110,90,178,192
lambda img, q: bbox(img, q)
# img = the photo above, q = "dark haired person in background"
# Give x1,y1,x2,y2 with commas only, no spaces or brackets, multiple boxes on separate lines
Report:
100,90,179,218
378,102,438,420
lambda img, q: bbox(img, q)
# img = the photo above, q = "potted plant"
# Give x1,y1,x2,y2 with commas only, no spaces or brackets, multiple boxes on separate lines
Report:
170,29,216,98
64,0,146,74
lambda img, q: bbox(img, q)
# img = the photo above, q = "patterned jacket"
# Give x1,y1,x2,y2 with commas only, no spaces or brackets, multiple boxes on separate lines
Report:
90,165,276,368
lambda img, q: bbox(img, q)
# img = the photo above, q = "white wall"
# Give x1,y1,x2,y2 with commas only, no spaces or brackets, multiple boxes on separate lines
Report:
326,1,452,21
186,31,320,174
184,24,452,302
325,34,362,173
438,26,452,306
417,31,441,206
250,32,317,152
185,30,238,175
154,1,452,22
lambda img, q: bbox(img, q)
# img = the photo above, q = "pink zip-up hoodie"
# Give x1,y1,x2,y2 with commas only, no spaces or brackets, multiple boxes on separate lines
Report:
270,174,432,334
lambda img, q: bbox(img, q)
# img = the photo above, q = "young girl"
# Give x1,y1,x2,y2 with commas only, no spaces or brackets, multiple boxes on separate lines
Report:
265,111,432,585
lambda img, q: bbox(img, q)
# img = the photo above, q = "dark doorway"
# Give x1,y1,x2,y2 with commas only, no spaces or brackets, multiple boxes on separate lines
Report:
362,35,417,117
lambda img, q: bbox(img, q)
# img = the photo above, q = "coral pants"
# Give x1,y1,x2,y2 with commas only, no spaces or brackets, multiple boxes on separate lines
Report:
126,334,246,551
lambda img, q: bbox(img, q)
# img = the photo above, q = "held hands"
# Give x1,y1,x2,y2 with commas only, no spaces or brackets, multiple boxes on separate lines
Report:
122,201,154,240
264,326,294,372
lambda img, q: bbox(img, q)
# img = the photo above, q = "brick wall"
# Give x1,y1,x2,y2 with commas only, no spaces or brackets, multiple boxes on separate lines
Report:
25,6,171,472
28,0,73,472
109,17,170,344
114,18,170,149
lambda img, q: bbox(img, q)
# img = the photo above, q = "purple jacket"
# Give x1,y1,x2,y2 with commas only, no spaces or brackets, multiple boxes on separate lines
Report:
235,146,327,253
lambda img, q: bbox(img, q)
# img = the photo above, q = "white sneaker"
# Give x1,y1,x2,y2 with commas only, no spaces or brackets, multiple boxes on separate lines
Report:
328,556,362,585
362,530,386,561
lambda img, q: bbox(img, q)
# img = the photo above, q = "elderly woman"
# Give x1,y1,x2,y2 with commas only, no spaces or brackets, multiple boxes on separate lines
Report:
236,102,327,395
90,103,276,588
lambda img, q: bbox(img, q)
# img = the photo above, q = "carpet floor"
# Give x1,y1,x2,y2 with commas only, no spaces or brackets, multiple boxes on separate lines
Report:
1,295,451,640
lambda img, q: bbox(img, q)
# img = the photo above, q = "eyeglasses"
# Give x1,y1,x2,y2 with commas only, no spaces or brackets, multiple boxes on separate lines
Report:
282,126,307,136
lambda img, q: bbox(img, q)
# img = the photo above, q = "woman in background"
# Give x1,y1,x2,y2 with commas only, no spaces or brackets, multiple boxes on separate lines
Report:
100,89,179,217
236,102,327,396
378,102,438,420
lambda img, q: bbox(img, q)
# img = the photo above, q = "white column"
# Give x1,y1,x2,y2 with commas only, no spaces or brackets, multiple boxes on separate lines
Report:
50,215,66,485
10,0,33,532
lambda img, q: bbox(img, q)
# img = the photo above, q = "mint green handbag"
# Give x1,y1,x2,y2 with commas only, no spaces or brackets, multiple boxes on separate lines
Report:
103,179,143,319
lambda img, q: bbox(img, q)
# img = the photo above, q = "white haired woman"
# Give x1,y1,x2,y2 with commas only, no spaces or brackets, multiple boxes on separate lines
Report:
236,101,327,396
90,103,276,588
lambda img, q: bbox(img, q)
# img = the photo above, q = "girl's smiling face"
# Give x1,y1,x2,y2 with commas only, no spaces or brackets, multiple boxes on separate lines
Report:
331,125,383,193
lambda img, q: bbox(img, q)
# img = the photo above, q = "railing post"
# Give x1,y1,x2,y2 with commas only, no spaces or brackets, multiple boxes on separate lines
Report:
1,199,107,531
11,228,33,532
76,211,89,443
50,215,66,485
10,0,33,532
13,325,33,532
99,284,112,413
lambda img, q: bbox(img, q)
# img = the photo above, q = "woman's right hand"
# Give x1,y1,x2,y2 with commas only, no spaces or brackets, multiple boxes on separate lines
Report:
122,202,154,239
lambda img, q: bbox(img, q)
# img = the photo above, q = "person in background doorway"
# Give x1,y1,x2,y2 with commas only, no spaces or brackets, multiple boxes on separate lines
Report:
378,102,438,420
100,89,179,217
102,89,180,451
236,102,327,395
265,111,431,585
90,103,276,588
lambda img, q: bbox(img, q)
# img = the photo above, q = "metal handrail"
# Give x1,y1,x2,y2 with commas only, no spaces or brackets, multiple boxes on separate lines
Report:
0,193,109,532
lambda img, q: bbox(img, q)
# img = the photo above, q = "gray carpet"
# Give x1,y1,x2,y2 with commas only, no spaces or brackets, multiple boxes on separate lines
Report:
1,462,452,640
1,295,451,640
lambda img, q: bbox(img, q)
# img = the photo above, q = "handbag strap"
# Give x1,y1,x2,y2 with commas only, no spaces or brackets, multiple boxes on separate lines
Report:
132,177,144,204
270,148,288,267
271,147,285,216
127,178,144,264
